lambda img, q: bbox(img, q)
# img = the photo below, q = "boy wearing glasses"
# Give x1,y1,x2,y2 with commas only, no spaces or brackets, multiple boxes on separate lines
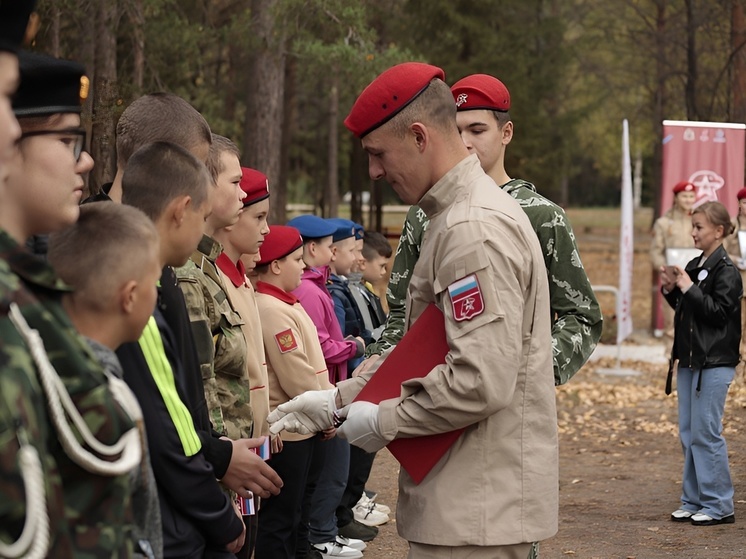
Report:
1,48,140,556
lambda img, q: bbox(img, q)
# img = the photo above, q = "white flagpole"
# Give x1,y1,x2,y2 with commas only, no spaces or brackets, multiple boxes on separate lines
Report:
617,119,634,344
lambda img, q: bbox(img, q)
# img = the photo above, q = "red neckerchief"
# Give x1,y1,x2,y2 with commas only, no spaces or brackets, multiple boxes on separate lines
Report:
256,280,298,305
216,252,247,287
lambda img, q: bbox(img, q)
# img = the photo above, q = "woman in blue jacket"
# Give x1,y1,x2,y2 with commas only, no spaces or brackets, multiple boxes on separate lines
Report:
661,201,742,526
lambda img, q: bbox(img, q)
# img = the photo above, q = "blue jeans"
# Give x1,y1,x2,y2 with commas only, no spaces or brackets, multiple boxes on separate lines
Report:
307,436,350,544
677,366,735,519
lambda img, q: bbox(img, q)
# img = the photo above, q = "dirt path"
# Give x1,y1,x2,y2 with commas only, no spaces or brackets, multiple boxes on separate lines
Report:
362,361,746,558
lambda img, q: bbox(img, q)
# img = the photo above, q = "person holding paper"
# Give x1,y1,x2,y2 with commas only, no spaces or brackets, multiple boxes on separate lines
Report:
724,187,746,362
269,62,558,559
651,180,697,338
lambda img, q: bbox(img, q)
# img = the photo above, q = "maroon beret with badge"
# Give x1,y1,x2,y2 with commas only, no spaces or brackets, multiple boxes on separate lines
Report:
451,74,511,112
240,167,270,207
672,181,695,195
344,62,446,139
737,188,746,201
256,225,303,266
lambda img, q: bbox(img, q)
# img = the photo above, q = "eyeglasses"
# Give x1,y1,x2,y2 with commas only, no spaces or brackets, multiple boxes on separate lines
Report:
19,128,87,161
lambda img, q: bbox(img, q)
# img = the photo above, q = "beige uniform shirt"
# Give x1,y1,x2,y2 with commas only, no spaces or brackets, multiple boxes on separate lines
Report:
650,206,695,270
338,155,558,546
256,281,333,442
216,254,271,439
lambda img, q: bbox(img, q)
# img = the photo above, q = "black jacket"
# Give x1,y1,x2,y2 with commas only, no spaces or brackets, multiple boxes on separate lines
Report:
664,244,742,376
118,269,242,558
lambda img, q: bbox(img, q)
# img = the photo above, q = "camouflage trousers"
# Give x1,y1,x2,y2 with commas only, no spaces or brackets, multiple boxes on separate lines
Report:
528,542,539,559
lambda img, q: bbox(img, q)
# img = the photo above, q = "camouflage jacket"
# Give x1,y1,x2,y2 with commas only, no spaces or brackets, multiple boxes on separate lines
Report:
0,228,135,557
367,179,603,385
0,258,73,558
365,205,428,358
175,235,252,439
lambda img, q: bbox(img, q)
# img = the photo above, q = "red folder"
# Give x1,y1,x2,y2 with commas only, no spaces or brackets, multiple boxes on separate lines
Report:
354,303,465,484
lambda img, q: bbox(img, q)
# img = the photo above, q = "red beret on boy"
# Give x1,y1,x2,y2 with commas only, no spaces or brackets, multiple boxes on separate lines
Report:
240,167,270,207
451,73,511,112
672,181,695,194
257,225,303,266
737,188,746,201
344,62,445,139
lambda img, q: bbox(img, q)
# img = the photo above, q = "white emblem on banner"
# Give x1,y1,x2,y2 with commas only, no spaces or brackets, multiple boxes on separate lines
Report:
714,129,726,143
699,130,710,142
684,128,696,141
689,170,724,206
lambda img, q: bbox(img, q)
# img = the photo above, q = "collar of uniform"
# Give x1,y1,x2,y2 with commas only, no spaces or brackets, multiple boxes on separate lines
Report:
256,280,299,305
196,234,222,261
0,228,72,293
418,154,480,219
501,178,536,195
216,252,246,287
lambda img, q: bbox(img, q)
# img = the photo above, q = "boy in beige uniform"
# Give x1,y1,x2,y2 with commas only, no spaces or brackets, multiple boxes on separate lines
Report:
269,62,558,559
214,167,272,443
254,226,361,559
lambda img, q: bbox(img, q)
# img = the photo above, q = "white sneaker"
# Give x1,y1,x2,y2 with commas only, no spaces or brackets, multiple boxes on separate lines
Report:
312,541,363,558
336,535,366,551
353,501,389,526
357,493,391,515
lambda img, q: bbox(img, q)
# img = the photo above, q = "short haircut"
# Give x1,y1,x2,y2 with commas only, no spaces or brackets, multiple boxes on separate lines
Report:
362,230,392,260
387,78,458,138
48,203,159,311
206,134,240,184
491,110,511,128
692,201,735,237
121,141,210,221
115,92,212,166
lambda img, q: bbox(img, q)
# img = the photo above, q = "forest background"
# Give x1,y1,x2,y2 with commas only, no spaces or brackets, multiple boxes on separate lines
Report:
34,0,746,227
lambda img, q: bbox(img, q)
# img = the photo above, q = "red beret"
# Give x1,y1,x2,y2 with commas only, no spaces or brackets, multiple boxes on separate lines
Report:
344,62,445,139
451,74,511,112
672,181,695,194
256,225,303,266
240,167,270,207
738,188,746,201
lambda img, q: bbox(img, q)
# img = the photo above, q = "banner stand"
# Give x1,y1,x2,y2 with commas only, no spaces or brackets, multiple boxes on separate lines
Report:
592,285,641,377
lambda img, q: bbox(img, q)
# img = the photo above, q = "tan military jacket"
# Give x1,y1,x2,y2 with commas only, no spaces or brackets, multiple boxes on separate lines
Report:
650,206,695,270
338,155,558,546
256,281,333,442
216,254,271,439
175,235,251,439
725,215,746,290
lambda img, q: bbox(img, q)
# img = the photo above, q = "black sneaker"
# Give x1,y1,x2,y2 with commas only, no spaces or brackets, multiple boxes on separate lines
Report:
338,519,378,542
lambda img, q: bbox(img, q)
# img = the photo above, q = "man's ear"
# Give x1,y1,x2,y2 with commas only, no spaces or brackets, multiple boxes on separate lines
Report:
270,259,282,276
119,280,138,314
411,122,429,153
501,121,514,146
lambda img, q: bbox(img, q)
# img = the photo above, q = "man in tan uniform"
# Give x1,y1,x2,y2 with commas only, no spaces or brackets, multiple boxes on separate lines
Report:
269,62,558,559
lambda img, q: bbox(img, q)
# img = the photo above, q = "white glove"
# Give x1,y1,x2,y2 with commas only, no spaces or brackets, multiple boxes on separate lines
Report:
336,401,391,453
268,388,337,435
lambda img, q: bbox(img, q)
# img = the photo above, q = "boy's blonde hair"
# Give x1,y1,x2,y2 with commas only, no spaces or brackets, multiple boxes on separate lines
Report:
48,203,159,311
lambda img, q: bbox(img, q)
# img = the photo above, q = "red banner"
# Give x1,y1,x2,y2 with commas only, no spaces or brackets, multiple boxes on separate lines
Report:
661,121,746,215
654,121,746,332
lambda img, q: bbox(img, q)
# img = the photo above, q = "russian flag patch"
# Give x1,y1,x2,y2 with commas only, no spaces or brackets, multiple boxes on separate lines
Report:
447,274,485,322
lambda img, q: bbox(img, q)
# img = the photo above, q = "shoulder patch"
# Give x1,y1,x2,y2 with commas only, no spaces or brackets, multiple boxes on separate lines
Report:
274,328,298,353
447,274,485,322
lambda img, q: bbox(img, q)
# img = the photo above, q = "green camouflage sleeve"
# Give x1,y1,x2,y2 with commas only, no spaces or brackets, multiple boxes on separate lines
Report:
365,205,429,357
521,201,603,384
175,261,226,434
0,312,72,556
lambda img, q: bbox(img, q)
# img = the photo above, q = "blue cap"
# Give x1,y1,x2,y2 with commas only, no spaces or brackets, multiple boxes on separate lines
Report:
326,218,358,243
286,215,337,241
352,222,365,240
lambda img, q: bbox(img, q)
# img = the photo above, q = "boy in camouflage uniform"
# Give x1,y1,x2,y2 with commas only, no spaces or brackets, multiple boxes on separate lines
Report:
1,44,139,557
175,134,252,439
